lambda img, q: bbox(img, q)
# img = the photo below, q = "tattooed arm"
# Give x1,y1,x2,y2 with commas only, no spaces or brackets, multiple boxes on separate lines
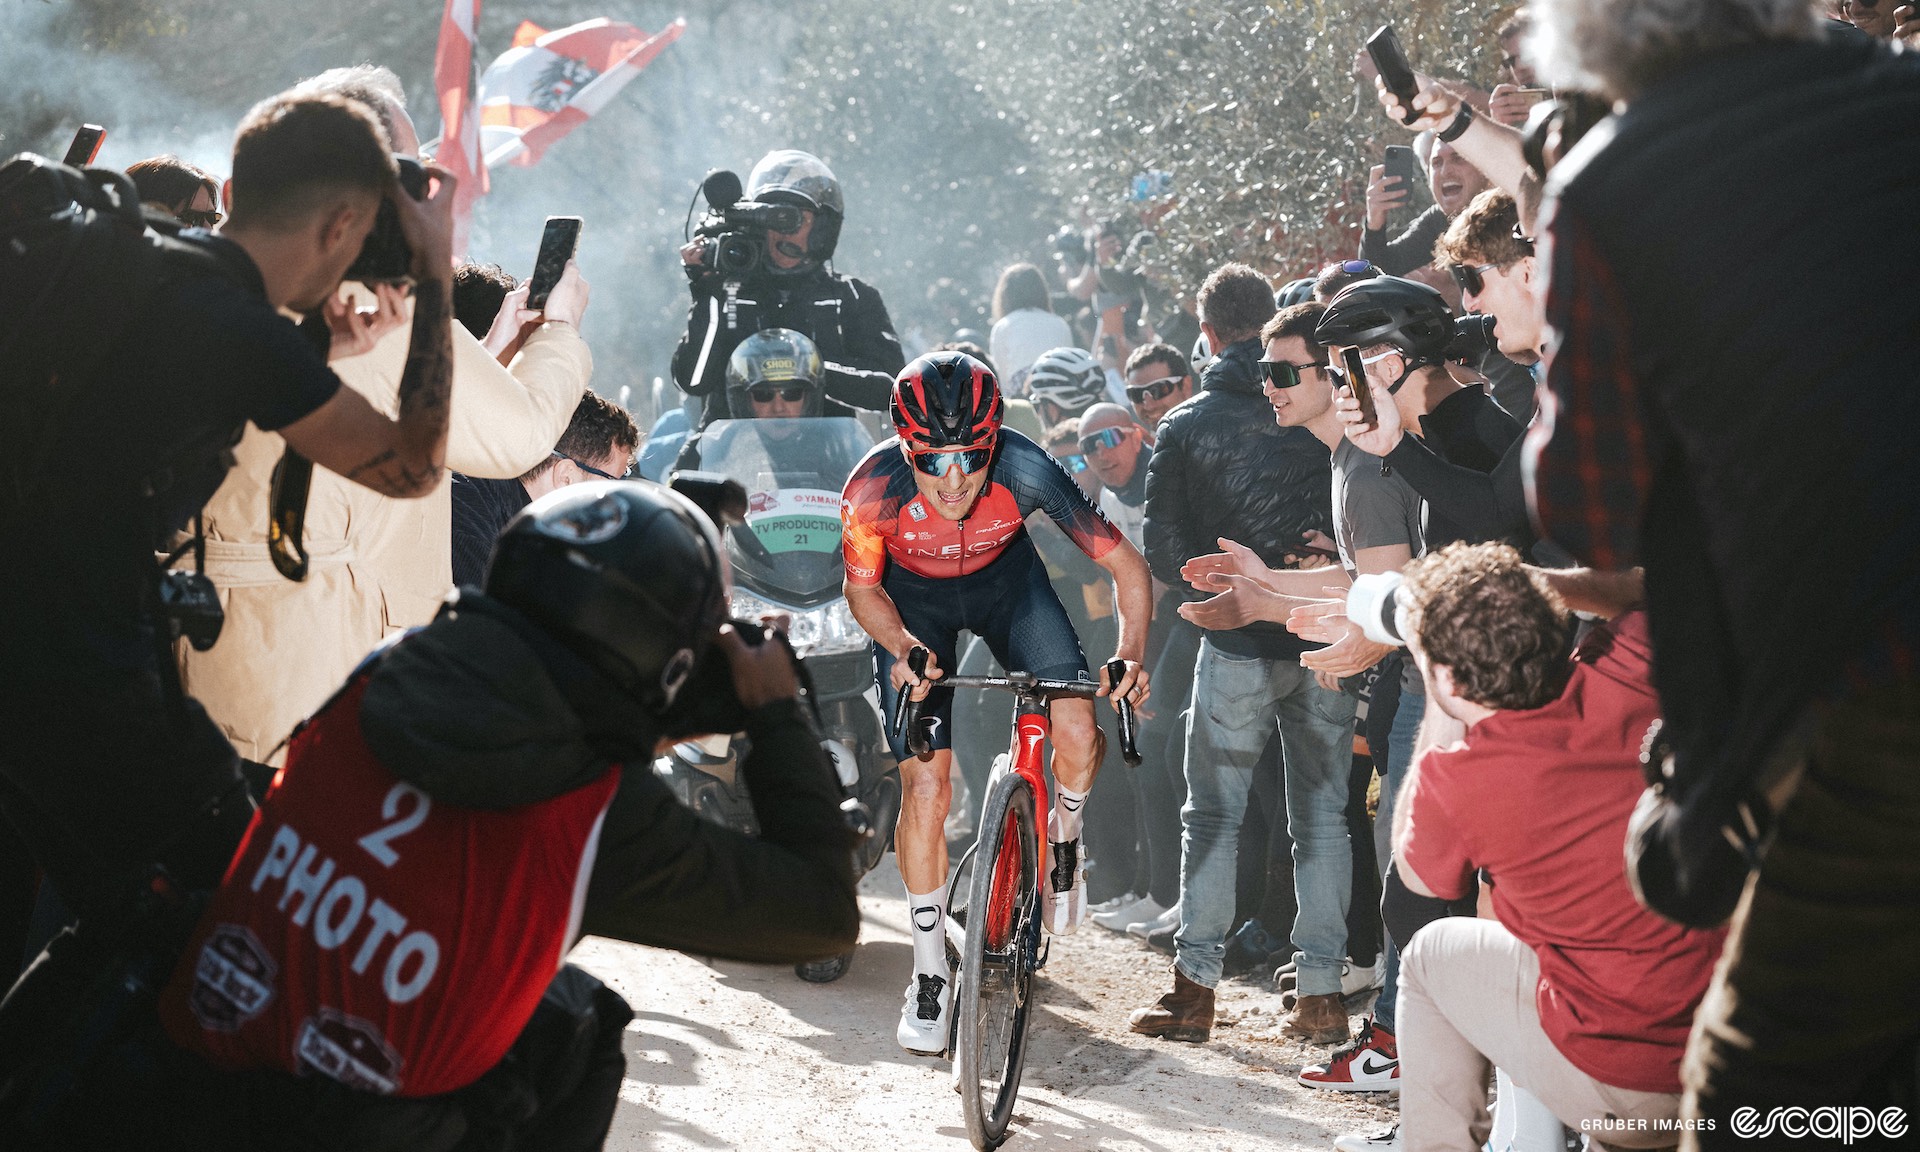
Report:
282,167,459,498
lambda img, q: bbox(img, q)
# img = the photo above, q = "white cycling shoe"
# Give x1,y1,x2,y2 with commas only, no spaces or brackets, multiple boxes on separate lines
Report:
1042,815,1086,936
897,971,953,1055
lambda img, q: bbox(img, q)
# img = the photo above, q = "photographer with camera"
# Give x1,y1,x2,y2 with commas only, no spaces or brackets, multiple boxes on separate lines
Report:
55,483,858,1150
673,150,904,426
0,89,458,1098
179,66,594,769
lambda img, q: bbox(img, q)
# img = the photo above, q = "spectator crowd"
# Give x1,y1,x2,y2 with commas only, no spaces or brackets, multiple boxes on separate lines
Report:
1,1,1916,1150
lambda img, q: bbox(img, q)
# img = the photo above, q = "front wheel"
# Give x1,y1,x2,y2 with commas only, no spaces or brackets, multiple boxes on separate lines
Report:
956,771,1038,1150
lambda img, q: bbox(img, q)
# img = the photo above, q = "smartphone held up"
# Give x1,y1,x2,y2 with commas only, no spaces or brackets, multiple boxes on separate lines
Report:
1339,347,1379,430
527,216,584,310
1365,26,1422,126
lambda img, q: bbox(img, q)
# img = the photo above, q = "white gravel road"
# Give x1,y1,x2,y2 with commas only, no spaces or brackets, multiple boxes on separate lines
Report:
575,868,1397,1151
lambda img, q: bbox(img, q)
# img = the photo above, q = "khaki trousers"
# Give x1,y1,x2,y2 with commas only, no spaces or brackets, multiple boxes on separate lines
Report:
1399,917,1682,1151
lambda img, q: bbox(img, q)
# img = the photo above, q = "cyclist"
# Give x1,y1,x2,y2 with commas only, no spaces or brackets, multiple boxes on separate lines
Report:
841,351,1153,1055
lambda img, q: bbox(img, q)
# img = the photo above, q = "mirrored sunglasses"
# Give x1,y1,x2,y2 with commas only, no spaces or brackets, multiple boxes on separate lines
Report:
910,446,994,477
1078,427,1129,454
1124,374,1184,403
1055,453,1089,475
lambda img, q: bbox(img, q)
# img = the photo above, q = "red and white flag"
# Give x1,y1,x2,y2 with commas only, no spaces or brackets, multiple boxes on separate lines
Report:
432,0,486,257
478,17,686,169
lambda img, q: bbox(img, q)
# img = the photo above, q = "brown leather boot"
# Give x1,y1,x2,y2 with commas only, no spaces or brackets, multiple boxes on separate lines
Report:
1127,966,1215,1042
1281,992,1351,1044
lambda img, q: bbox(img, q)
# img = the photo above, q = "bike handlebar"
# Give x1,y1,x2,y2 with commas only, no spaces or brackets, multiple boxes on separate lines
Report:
888,647,1141,766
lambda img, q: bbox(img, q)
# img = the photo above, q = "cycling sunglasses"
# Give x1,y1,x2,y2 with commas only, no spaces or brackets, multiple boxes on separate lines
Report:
550,450,623,481
1124,374,1184,404
1078,426,1130,454
1259,358,1328,390
910,446,995,477
178,208,224,229
748,384,809,403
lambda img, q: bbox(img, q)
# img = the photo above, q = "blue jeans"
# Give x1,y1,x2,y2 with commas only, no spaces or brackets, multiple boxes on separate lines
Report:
1375,681,1425,1034
1174,639,1356,993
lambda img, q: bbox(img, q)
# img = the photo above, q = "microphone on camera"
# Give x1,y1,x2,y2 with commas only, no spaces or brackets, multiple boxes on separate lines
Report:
701,168,744,209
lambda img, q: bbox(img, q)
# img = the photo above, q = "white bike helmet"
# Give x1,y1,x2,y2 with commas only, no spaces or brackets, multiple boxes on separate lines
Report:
1024,347,1105,417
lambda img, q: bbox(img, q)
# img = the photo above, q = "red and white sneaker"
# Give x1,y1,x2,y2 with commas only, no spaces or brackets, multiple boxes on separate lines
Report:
1298,1018,1399,1092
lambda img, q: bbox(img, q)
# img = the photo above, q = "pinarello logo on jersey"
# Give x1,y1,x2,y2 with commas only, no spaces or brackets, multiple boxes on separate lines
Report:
188,923,277,1033
296,1007,405,1096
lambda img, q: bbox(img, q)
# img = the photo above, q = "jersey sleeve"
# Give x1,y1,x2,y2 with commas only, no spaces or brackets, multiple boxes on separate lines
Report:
997,432,1123,562
840,451,896,587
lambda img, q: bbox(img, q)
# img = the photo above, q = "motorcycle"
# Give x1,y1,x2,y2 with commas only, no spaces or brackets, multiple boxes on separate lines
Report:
653,417,899,983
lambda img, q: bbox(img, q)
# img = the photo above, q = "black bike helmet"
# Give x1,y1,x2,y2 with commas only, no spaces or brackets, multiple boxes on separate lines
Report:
485,481,727,712
725,327,825,417
891,351,1003,450
745,149,843,264
1274,277,1317,309
1315,276,1455,367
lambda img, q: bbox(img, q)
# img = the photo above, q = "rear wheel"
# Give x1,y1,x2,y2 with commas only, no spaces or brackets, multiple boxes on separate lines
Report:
956,771,1037,1150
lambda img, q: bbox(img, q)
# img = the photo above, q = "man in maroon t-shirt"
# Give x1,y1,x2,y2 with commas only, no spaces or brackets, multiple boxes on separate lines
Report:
1391,543,1727,1151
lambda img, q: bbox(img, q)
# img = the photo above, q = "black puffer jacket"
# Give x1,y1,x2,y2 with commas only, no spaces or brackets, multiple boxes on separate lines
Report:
1143,337,1333,660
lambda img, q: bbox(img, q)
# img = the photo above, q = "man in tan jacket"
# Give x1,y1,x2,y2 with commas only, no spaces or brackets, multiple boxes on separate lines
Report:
178,66,592,762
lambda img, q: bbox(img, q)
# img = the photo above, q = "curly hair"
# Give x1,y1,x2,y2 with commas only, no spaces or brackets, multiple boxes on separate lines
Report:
1402,542,1574,711
1435,189,1531,271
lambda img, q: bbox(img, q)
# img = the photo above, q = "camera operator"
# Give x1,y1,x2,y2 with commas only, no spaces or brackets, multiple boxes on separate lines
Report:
673,149,904,426
674,327,827,474
71,483,858,1150
0,90,456,1042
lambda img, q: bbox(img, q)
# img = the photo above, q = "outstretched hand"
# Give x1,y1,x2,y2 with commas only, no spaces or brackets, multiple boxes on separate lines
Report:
1284,592,1355,644
1375,72,1464,135
1180,537,1275,593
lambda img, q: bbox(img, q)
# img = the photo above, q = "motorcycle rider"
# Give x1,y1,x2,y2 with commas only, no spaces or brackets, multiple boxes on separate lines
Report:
675,327,826,473
72,482,859,1150
673,150,904,426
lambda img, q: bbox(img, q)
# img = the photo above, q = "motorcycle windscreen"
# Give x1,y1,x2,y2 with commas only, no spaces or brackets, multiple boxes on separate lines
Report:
699,418,875,605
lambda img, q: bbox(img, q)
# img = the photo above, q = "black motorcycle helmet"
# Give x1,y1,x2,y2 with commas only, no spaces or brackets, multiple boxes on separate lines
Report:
1315,276,1455,369
726,327,826,417
745,149,844,266
485,481,727,712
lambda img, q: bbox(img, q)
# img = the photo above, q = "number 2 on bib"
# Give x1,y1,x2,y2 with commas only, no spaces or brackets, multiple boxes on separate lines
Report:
357,782,431,867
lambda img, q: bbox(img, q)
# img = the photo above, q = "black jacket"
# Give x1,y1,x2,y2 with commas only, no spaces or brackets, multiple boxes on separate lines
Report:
359,593,860,964
671,263,904,425
1143,337,1333,660
448,473,529,589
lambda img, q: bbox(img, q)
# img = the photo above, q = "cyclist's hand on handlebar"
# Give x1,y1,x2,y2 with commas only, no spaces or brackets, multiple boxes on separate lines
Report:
717,623,800,709
1099,659,1151,707
890,647,943,702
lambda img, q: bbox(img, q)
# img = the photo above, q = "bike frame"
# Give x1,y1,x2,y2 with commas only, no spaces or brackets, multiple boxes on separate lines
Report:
981,705,1050,955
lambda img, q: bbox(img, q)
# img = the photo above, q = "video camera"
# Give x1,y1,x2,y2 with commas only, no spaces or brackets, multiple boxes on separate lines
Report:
691,169,805,279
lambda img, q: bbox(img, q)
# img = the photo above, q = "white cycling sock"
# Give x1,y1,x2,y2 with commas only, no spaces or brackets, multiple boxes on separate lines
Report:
908,886,948,977
1053,785,1088,842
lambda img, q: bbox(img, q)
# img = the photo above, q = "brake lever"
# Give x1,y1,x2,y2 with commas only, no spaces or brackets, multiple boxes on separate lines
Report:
891,645,932,757
1104,658,1141,766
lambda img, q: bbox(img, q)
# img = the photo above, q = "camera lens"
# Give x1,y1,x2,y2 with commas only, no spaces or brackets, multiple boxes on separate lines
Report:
1445,313,1499,363
715,233,760,277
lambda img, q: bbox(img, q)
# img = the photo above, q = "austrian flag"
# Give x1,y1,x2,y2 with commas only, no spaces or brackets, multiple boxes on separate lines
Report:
478,17,687,168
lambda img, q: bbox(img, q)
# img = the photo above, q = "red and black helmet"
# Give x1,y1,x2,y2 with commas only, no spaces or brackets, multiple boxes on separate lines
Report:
890,351,1003,451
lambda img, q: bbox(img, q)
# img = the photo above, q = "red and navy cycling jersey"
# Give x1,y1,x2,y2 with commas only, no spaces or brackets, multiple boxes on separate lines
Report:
841,429,1123,585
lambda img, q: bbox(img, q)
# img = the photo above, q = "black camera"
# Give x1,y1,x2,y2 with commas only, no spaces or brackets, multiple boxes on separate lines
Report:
1049,224,1088,272
157,569,225,652
1445,313,1499,364
691,169,804,280
344,156,428,285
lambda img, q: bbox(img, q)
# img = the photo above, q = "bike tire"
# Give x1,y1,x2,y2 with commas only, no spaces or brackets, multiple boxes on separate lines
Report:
957,771,1038,1150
